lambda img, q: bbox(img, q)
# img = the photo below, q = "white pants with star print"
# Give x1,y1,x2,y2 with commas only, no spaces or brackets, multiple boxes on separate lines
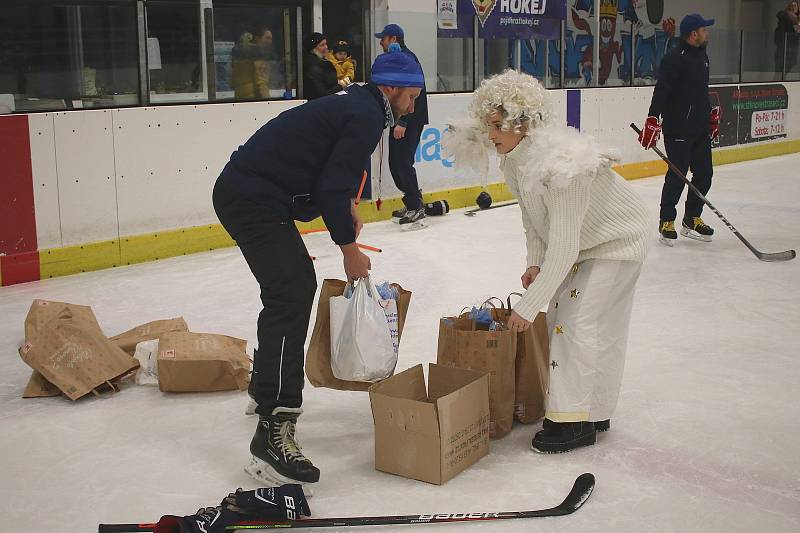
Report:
545,259,642,423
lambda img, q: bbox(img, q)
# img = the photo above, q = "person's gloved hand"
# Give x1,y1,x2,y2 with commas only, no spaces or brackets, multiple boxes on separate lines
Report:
709,106,720,141
638,116,661,149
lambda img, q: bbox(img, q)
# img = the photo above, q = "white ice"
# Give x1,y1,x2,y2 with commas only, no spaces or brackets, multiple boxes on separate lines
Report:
1,154,799,533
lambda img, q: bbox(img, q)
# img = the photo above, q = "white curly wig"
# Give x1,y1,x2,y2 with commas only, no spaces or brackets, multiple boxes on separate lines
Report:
471,69,551,132
442,70,551,178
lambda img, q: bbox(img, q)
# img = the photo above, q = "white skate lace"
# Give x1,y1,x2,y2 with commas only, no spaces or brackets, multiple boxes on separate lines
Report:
275,420,309,464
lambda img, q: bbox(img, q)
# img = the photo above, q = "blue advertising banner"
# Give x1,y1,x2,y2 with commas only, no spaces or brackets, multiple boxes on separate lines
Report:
438,0,566,40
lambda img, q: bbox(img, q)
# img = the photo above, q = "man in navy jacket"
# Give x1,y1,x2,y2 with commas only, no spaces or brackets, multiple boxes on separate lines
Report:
212,49,424,489
639,14,718,246
375,24,430,227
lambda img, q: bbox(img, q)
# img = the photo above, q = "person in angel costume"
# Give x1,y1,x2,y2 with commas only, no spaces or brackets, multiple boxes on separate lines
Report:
444,70,650,453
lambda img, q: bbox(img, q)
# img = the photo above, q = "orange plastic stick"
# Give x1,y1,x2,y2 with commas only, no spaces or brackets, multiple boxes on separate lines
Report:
357,243,382,253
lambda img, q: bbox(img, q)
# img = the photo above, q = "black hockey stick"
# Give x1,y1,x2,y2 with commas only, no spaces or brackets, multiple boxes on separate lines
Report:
98,473,594,532
631,123,796,262
464,200,519,216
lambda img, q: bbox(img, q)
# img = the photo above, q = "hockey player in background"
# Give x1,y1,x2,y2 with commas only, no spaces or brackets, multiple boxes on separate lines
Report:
639,14,718,246
444,70,650,453
212,48,423,488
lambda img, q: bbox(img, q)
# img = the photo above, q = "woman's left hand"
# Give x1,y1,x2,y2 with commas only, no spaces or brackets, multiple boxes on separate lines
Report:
507,311,531,332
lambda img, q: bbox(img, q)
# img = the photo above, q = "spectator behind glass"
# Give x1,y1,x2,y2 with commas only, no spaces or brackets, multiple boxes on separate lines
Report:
775,1,800,73
326,40,355,88
232,27,272,100
302,32,340,100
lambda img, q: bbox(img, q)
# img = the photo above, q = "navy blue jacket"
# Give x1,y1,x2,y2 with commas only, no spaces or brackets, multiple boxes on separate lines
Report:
648,40,711,139
395,46,429,129
219,83,387,245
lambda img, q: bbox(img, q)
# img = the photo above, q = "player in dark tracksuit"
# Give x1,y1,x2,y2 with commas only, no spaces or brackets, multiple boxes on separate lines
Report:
212,49,424,489
639,14,719,245
375,24,430,227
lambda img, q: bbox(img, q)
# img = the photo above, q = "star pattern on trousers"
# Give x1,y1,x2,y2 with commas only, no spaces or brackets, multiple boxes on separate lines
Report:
551,360,559,369
571,264,579,273
554,325,564,334
570,289,580,299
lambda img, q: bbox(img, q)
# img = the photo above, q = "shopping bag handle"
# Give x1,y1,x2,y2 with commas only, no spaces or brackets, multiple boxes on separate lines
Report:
481,297,505,310
507,292,523,312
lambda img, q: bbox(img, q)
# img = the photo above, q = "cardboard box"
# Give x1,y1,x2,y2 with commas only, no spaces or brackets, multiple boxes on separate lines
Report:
369,364,490,485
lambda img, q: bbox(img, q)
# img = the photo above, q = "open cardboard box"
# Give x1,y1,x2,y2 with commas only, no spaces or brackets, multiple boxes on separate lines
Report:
369,363,490,485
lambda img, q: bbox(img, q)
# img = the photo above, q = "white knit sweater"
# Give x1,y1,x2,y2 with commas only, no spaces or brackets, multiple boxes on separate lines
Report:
502,126,651,321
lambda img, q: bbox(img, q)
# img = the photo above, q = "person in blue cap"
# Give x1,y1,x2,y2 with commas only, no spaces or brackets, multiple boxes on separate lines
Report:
638,13,718,247
375,24,430,228
212,48,423,490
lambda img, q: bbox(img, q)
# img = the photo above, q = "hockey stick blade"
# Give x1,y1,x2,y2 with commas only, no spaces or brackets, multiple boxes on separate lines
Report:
98,474,594,532
629,123,796,262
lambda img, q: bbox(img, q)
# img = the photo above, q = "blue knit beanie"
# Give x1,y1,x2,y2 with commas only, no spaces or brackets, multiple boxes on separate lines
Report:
370,43,424,88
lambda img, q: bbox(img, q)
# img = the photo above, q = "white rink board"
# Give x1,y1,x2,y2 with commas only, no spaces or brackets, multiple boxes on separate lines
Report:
113,100,301,236
28,113,61,250
52,109,118,246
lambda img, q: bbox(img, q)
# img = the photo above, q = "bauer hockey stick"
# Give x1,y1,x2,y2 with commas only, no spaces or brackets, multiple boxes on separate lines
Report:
631,123,795,262
98,473,594,532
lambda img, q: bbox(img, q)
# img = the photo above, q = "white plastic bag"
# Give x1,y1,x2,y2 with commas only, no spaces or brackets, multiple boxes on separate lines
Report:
329,276,396,382
133,339,159,386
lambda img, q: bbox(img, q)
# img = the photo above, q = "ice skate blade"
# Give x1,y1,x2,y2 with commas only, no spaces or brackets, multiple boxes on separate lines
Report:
244,398,257,416
680,228,712,242
659,236,676,247
400,220,428,231
244,457,316,495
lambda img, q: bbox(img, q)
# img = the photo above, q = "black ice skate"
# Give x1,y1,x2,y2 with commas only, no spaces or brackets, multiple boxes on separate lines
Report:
681,216,714,242
245,407,320,489
543,418,610,432
531,420,596,453
398,208,427,231
391,206,408,223
659,220,677,246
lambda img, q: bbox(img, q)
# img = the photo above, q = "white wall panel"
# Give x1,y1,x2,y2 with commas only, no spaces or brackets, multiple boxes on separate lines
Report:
28,113,61,249
53,110,118,246
113,101,301,237
594,86,655,164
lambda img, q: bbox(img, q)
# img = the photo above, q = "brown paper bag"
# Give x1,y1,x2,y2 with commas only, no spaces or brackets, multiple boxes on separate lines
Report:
22,370,62,398
495,306,550,423
157,332,250,392
109,317,189,355
19,300,139,400
305,279,412,391
436,313,516,439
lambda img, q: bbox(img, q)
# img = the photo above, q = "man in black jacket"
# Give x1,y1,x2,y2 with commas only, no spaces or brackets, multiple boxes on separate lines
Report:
213,49,423,488
302,32,340,100
639,14,718,246
375,24,430,228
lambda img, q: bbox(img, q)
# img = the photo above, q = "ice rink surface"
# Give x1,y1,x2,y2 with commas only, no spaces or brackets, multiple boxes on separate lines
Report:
1,154,799,532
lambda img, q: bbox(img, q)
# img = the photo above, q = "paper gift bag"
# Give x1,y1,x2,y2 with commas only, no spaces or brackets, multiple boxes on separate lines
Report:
109,317,189,355
19,300,139,400
306,279,411,391
436,314,516,439
157,332,250,392
495,301,550,424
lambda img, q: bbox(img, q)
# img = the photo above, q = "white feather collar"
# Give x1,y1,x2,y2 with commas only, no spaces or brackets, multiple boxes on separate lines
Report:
503,126,620,195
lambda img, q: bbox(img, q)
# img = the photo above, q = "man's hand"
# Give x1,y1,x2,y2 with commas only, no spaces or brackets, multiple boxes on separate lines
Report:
639,116,661,149
709,106,720,141
393,125,407,139
507,311,531,332
341,243,371,281
521,266,541,289
351,202,363,240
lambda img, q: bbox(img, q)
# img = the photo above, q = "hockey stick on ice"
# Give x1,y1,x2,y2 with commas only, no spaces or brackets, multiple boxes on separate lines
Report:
98,473,594,532
630,123,796,262
464,200,519,216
